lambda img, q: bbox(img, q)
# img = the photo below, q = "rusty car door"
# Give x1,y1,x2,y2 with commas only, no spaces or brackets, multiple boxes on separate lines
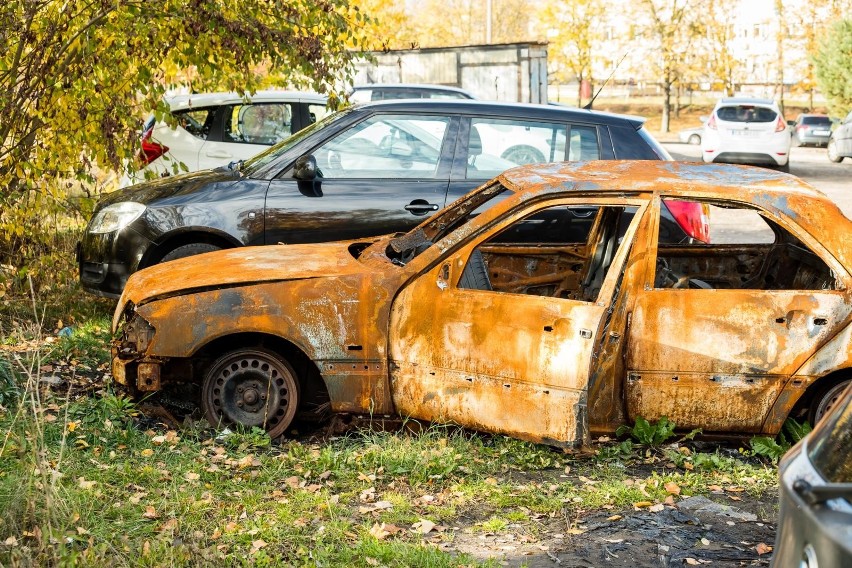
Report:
626,197,851,433
388,198,646,446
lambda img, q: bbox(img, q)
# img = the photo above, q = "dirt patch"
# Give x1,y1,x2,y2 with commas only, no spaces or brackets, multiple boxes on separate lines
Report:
445,485,776,567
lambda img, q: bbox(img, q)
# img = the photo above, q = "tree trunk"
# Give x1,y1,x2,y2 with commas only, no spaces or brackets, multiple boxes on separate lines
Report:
661,82,672,133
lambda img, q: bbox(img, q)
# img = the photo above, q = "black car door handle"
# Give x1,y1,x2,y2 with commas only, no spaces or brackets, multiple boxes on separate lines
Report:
404,201,440,215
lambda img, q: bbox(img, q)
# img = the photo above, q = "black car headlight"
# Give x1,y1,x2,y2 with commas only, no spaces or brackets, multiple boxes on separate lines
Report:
89,202,146,234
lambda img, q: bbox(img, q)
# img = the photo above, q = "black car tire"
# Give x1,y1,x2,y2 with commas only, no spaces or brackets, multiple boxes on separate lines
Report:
459,249,492,291
161,243,222,263
827,140,844,163
688,134,701,145
809,379,851,425
202,348,300,439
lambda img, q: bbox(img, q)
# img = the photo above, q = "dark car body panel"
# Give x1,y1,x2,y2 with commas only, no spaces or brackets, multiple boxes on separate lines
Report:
80,100,667,297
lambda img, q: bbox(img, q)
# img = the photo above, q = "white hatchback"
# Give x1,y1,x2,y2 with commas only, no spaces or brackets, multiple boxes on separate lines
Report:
701,98,791,171
125,91,328,185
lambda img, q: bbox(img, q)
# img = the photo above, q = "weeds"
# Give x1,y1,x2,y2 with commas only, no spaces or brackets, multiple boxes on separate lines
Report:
616,416,677,446
750,418,812,460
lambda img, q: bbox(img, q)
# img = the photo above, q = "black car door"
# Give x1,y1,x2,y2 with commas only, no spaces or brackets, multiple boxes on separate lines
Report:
263,113,458,245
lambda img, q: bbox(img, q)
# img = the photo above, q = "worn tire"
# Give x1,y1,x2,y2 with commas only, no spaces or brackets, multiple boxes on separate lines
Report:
202,348,300,439
161,243,221,263
687,134,701,145
808,379,851,425
459,249,492,291
827,140,844,163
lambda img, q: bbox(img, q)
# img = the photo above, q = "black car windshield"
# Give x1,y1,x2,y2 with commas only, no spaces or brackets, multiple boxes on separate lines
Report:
241,108,352,176
384,181,512,265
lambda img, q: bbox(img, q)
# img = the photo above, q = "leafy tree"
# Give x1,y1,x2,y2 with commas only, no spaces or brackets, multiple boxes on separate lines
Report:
695,1,740,97
633,0,702,132
0,0,370,285
537,0,605,107
813,18,852,113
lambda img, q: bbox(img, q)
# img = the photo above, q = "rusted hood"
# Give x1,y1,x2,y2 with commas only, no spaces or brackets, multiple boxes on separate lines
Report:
119,242,365,308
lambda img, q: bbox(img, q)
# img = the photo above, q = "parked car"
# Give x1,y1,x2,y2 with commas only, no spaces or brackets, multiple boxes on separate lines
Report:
792,113,833,147
678,124,704,145
349,83,476,103
827,110,852,163
125,91,329,184
701,97,791,171
771,381,851,568
80,100,689,298
111,161,849,443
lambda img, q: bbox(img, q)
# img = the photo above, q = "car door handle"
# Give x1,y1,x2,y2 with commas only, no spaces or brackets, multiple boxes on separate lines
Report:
206,150,232,159
404,201,440,215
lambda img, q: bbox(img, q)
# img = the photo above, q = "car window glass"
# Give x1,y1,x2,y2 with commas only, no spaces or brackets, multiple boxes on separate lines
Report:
313,114,449,179
307,104,329,125
801,116,831,126
568,126,600,161
459,204,638,302
172,108,214,140
611,125,664,159
431,92,469,99
716,106,777,123
224,103,293,145
466,118,568,179
654,202,837,291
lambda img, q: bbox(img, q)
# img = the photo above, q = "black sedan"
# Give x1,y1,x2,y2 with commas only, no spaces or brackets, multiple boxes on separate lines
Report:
79,100,676,297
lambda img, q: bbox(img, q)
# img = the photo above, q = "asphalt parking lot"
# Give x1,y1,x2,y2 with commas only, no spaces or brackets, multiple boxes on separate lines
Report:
664,142,852,217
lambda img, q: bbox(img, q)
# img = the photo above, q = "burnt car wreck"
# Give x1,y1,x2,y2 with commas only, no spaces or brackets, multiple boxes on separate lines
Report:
111,161,852,446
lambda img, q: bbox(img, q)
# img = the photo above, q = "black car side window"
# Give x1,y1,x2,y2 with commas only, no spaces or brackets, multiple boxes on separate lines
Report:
465,118,568,179
313,115,450,179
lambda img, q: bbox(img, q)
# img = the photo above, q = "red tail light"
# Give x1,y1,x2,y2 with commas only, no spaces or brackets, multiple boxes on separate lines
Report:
706,114,717,130
664,200,711,244
139,125,168,165
775,116,787,133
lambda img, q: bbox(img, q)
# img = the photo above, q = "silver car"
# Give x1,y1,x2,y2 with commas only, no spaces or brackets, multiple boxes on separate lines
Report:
771,381,852,567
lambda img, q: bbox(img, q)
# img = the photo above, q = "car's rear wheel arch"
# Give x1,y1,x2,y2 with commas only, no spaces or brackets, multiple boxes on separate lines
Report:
193,332,330,418
789,371,852,426
142,230,241,268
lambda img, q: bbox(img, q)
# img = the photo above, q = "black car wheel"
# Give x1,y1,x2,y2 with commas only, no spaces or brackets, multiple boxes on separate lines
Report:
809,379,851,425
827,139,844,163
202,348,299,438
688,133,701,145
161,243,222,263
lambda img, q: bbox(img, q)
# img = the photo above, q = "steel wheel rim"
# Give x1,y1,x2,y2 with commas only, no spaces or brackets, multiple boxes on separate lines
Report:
503,147,544,165
814,380,850,424
204,351,297,437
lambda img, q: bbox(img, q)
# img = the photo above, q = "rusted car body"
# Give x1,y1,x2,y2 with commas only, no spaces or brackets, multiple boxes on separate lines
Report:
111,161,852,446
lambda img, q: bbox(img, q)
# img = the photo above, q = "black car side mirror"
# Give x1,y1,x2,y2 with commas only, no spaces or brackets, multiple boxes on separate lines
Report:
293,154,322,197
294,155,318,180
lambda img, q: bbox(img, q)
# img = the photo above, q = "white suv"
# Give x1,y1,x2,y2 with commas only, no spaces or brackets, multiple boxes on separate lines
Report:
126,91,328,185
701,97,791,171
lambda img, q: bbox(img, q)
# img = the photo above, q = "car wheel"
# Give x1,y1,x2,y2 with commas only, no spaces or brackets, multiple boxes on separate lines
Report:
809,379,851,425
827,140,844,163
161,243,222,263
501,145,546,165
688,134,701,145
202,348,299,439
